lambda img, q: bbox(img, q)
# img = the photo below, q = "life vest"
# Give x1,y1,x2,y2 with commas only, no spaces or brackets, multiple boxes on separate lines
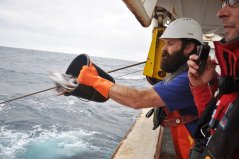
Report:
210,37,239,129
203,38,239,159
190,37,239,159
214,37,239,94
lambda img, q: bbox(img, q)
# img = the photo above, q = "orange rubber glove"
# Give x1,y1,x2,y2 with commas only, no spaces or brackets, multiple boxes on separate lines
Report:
77,63,114,98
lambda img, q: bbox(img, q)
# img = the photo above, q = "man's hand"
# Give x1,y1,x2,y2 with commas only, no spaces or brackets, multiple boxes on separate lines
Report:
187,54,216,87
77,63,114,98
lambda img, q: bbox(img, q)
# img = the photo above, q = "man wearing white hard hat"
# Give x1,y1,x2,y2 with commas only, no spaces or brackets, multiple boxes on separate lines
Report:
77,18,203,159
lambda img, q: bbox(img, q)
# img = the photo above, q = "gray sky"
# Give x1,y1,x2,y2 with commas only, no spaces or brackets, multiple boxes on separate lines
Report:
0,0,152,61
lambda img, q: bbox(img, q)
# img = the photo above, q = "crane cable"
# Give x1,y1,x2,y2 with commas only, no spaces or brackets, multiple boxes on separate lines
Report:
0,61,146,104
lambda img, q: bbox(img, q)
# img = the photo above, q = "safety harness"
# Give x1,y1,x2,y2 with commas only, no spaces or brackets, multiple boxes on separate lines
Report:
146,63,198,129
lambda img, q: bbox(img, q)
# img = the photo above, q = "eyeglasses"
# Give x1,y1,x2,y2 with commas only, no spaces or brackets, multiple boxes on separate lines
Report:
222,0,239,8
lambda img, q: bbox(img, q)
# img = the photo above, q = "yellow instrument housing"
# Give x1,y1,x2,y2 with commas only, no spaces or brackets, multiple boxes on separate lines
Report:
143,27,167,82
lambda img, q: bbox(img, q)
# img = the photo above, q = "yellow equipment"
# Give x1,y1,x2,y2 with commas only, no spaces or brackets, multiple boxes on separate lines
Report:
143,27,167,85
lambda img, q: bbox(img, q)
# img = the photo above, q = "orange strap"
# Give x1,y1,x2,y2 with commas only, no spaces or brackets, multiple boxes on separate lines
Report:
162,114,198,127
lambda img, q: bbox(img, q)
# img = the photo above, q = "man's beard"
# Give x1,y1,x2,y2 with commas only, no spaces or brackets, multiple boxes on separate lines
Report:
160,48,188,73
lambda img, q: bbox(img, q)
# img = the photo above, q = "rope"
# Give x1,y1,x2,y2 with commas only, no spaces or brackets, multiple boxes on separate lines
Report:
0,61,146,104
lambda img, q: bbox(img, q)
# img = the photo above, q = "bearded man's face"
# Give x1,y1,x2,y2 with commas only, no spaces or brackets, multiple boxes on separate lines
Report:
160,39,189,73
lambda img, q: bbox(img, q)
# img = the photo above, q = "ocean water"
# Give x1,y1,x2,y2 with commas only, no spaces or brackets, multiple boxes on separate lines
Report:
0,46,150,159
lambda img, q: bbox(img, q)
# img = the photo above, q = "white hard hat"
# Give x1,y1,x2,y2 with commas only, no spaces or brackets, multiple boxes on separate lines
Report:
160,18,203,44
